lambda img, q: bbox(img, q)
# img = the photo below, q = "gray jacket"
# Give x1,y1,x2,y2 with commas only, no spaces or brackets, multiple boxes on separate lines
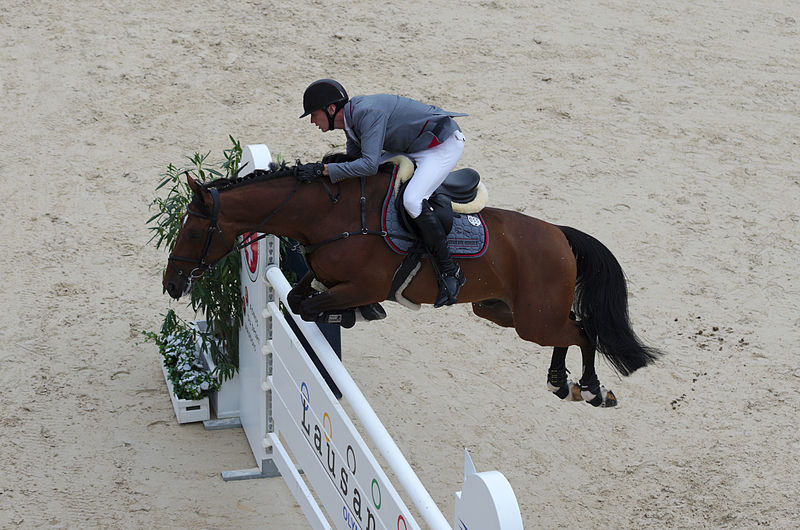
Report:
327,94,466,182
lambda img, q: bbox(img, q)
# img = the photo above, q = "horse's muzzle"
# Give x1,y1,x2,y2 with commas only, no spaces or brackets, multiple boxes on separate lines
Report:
165,279,181,299
164,272,190,300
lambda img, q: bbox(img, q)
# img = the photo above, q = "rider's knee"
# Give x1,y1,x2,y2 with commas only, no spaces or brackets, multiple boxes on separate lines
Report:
402,195,422,218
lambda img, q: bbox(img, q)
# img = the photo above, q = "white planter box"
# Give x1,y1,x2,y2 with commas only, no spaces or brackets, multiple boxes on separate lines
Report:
161,356,210,424
193,321,241,419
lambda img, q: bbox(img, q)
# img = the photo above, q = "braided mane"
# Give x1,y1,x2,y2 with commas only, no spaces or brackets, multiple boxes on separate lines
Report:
202,160,298,192
200,152,361,192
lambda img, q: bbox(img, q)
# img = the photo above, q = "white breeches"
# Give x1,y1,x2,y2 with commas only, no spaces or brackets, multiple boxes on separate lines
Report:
380,130,466,218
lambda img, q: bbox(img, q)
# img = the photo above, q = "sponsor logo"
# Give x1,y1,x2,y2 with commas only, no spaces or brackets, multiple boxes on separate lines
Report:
242,232,259,282
467,215,481,227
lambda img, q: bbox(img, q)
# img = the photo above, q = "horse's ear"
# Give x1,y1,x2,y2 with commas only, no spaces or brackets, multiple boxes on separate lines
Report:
187,174,202,195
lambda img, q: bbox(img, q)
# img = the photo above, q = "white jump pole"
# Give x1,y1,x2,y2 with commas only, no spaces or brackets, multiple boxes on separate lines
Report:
265,265,451,530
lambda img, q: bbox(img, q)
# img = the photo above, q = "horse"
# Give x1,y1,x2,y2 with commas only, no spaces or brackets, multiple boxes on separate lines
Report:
163,157,660,407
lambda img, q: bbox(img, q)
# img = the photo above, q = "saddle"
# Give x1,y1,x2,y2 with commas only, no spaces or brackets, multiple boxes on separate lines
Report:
380,156,489,309
381,155,489,256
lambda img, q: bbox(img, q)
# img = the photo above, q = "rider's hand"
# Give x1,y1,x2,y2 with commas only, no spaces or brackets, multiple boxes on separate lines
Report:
295,162,325,182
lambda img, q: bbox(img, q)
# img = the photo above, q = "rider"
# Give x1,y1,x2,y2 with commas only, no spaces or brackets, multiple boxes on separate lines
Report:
299,78,467,307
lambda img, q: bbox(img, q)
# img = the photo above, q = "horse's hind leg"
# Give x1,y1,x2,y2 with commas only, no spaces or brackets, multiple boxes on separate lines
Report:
546,318,618,407
474,295,617,407
547,346,583,402
545,312,582,402
577,339,618,407
511,300,615,406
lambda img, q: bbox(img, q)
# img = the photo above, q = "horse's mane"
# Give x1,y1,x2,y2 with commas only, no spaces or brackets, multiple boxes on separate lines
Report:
200,151,391,194
202,160,296,192
321,152,356,164
322,152,395,173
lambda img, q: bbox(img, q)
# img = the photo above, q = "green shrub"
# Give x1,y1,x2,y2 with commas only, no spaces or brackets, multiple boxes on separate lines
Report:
147,137,243,384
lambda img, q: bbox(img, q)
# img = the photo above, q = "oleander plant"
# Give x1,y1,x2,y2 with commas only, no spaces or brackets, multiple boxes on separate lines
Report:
145,137,243,397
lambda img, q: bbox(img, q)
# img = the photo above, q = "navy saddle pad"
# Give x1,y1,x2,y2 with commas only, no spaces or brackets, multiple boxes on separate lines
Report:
380,169,489,258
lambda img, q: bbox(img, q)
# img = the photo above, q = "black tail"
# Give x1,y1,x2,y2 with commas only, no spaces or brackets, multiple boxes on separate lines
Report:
559,225,660,375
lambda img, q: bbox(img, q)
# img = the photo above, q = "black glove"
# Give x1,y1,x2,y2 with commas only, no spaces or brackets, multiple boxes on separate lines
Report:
295,162,325,182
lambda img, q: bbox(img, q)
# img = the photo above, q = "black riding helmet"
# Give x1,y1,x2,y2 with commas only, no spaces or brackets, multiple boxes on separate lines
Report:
299,79,349,130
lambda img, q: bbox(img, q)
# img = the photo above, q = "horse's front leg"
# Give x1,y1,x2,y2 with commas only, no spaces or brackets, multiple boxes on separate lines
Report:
287,271,316,317
297,281,385,328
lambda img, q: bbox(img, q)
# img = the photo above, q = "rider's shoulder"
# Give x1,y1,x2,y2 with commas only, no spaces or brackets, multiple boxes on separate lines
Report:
349,94,399,110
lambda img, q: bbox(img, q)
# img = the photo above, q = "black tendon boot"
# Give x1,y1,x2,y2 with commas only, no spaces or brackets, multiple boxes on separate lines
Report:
411,200,466,307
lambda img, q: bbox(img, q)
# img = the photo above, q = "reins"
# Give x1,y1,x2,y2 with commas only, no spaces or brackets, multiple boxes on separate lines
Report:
300,175,387,255
233,180,300,251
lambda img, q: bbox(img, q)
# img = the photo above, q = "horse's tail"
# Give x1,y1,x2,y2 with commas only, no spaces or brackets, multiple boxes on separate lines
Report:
558,225,660,376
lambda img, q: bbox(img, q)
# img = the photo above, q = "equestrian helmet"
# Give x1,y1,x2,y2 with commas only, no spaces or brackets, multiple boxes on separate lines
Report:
299,79,349,118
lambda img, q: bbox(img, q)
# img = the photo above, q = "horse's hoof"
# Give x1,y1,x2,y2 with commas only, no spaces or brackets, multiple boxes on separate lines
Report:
358,303,386,321
601,388,618,407
547,382,569,399
581,386,617,407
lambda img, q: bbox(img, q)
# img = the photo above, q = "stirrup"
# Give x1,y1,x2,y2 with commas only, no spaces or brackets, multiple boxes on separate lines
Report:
434,267,466,308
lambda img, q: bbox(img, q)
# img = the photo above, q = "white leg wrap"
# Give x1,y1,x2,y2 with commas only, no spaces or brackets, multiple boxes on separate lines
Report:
565,382,582,401
548,381,582,401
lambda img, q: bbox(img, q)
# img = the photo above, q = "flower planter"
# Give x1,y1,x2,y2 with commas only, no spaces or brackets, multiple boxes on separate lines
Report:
160,355,210,424
193,321,241,419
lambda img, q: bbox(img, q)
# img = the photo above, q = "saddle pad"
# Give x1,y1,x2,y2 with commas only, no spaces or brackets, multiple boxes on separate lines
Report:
380,170,489,258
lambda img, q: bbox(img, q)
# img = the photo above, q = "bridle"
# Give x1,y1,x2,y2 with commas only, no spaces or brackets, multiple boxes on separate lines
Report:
167,187,226,285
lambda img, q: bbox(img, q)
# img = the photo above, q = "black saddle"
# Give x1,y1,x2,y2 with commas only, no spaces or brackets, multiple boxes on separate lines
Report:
437,168,481,203
395,167,482,233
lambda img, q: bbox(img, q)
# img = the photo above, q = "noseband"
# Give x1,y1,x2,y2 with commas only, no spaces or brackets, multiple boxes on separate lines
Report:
168,187,225,281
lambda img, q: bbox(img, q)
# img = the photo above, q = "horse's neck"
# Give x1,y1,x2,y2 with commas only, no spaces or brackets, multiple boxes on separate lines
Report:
219,180,306,241
220,174,389,244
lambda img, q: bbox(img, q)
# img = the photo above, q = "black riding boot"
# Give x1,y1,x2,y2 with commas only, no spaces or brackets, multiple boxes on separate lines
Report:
411,200,466,307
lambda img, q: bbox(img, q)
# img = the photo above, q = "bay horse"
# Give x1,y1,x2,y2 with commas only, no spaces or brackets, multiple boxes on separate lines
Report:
163,158,659,407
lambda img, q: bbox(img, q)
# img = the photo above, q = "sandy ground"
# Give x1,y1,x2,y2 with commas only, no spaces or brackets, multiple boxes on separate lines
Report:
1,0,798,527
